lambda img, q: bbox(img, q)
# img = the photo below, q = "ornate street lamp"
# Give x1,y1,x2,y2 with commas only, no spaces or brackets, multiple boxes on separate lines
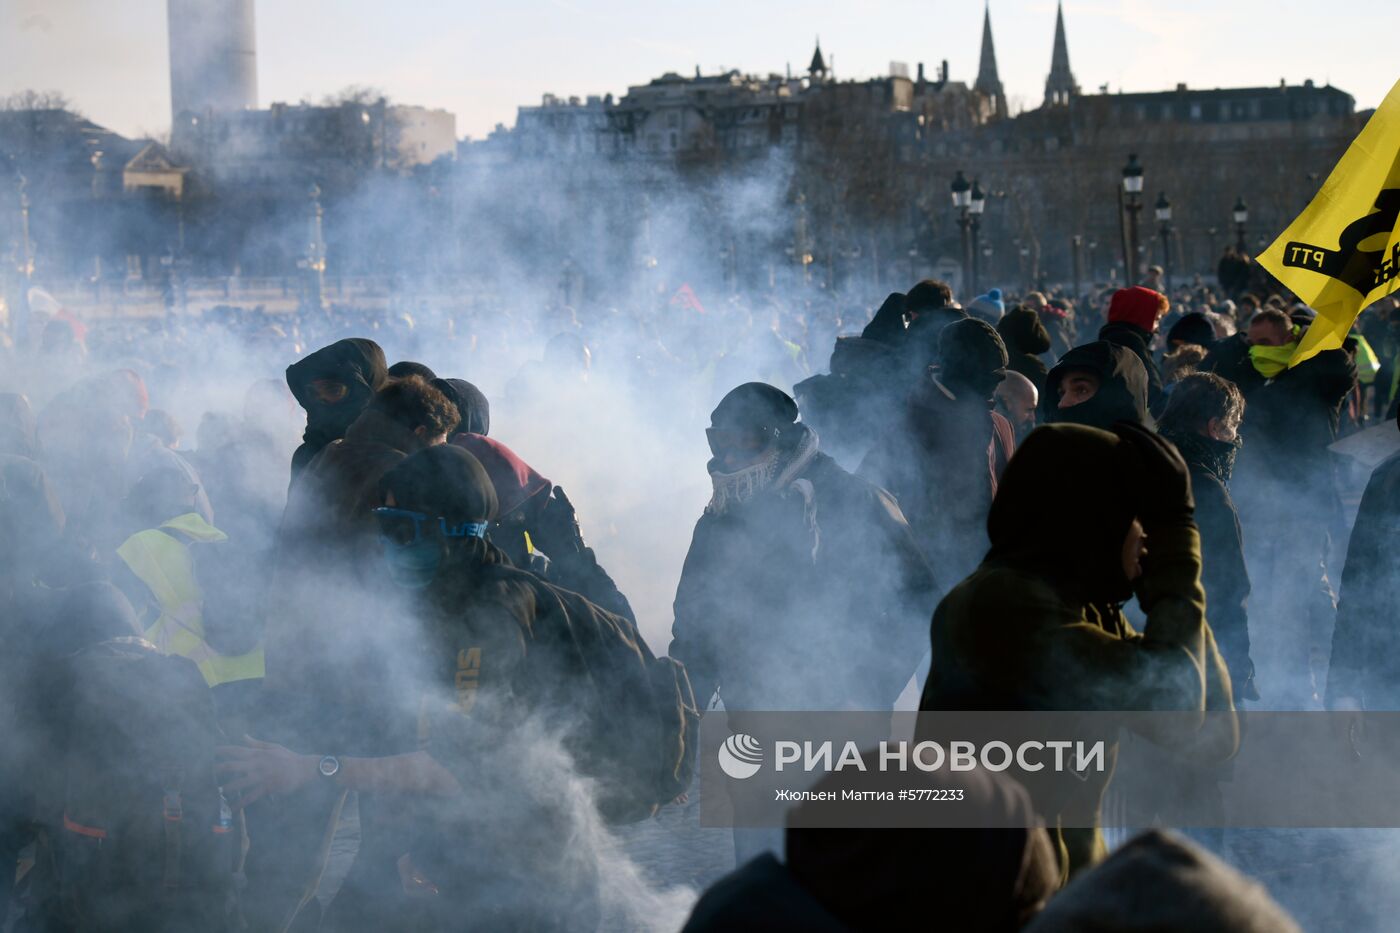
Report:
951,171,972,293
968,178,986,293
1155,191,1172,288
1120,154,1145,283
1232,196,1249,251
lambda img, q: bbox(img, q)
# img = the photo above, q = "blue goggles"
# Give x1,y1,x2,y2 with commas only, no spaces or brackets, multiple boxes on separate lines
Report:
372,507,489,548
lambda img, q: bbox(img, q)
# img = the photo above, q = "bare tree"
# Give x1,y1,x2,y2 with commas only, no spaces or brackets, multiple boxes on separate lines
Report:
1,89,74,112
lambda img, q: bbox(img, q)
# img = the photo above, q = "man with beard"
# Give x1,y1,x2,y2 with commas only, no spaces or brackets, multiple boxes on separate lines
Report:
920,422,1236,881
1041,341,1153,431
220,445,693,931
669,382,935,715
860,319,1016,588
1158,373,1256,701
285,338,388,485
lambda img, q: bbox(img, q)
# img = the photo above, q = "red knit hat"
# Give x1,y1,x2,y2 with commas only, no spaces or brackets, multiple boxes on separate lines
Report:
1107,287,1168,333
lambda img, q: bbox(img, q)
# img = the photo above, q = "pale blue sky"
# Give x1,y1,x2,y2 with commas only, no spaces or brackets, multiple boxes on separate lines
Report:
3,0,1395,141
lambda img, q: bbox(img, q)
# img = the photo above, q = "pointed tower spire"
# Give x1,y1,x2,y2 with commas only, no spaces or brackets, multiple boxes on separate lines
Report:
808,38,828,82
1044,1,1079,107
974,2,1008,119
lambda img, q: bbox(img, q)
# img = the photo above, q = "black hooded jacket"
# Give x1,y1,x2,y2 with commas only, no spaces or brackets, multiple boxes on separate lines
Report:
285,338,388,484
1099,321,1165,414
1042,342,1153,430
432,378,490,437
997,308,1053,391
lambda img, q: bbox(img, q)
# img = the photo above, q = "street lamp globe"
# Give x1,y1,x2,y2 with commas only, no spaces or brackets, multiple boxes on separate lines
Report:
950,171,972,210
1154,192,1172,224
1232,196,1249,226
969,179,986,216
1122,154,1144,196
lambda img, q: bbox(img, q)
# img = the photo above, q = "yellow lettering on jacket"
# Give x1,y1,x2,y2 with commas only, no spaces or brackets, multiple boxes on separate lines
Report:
455,647,482,715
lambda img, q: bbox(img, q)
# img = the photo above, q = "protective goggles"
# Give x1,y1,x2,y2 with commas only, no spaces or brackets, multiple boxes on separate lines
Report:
372,507,489,547
705,425,775,460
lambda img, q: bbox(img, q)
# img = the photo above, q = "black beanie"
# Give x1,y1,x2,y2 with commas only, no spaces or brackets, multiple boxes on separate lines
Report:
388,361,437,380
710,382,799,430
1165,312,1215,349
379,445,498,524
939,318,1009,374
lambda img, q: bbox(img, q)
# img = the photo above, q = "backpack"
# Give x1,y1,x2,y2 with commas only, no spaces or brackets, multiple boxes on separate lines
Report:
43,638,239,932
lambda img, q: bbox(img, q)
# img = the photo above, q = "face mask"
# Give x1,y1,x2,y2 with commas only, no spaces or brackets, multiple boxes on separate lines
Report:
382,539,443,589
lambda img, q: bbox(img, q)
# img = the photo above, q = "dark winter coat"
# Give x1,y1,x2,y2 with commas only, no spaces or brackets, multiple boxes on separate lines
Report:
285,338,388,484
1042,342,1154,430
1203,334,1357,481
1099,320,1165,414
1159,429,1254,698
997,308,1052,391
1326,446,1400,709
669,442,936,711
793,337,900,469
684,768,1057,933
859,374,1015,588
919,424,1236,880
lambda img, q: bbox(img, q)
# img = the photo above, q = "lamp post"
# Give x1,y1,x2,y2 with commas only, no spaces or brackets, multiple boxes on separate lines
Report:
1072,234,1084,300
1154,191,1172,290
1232,196,1249,252
968,178,986,293
951,170,972,295
302,183,327,312
1120,154,1144,284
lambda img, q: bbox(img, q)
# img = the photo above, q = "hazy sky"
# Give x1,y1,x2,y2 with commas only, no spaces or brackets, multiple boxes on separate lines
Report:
2,0,1395,141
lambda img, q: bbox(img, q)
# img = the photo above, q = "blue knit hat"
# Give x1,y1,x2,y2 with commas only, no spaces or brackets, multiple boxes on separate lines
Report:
966,288,1005,323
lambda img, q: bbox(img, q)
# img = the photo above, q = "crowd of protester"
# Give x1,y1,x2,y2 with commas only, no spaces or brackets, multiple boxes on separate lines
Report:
1,258,1397,930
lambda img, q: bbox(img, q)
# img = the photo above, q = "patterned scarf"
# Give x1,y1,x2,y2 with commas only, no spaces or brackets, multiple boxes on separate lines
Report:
706,423,821,517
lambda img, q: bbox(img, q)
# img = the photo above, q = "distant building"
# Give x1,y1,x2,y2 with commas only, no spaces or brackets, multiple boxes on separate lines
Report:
168,0,258,121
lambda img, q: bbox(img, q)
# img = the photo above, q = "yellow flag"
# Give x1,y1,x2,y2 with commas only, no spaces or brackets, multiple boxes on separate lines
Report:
1256,78,1400,367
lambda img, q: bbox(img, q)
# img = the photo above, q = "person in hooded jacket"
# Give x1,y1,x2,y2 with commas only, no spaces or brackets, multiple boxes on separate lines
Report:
431,377,490,437
1166,311,1217,353
860,319,1016,588
1098,287,1168,415
1041,341,1153,431
221,445,695,931
452,432,637,623
919,422,1236,881
682,766,1058,933
996,305,1053,392
1326,406,1400,712
1158,373,1257,701
792,336,901,470
285,338,388,486
669,382,936,716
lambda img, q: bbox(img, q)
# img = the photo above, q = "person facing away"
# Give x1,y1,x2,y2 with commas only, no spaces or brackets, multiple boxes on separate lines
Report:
669,382,936,713
1098,286,1169,415
1157,373,1257,701
284,337,388,486
996,304,1053,393
919,422,1236,881
1041,341,1154,431
859,318,1016,589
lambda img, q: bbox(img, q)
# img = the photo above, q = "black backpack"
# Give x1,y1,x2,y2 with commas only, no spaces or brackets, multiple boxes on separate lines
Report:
44,637,239,932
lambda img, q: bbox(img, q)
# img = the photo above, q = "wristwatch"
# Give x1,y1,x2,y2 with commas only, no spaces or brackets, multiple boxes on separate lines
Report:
318,755,341,780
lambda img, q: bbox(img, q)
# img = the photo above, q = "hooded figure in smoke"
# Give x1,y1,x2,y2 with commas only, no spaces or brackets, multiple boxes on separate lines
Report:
308,444,694,931
285,338,389,484
792,336,900,470
1041,341,1154,431
860,318,1016,588
919,423,1236,882
669,383,935,713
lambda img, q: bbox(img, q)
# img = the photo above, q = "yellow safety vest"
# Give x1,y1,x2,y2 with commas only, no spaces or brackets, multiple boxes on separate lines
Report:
116,512,265,688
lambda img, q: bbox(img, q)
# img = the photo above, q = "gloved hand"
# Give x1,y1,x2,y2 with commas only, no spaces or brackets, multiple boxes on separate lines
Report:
1112,420,1194,527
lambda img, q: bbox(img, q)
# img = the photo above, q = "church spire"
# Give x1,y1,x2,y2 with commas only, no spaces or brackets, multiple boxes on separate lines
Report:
808,38,828,82
974,2,1008,118
1044,0,1079,107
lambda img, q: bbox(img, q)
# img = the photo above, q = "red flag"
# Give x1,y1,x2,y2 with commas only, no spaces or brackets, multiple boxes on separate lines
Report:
669,283,707,316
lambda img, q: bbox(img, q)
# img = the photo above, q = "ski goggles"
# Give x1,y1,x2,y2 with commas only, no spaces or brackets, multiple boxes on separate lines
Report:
372,507,489,547
705,425,775,460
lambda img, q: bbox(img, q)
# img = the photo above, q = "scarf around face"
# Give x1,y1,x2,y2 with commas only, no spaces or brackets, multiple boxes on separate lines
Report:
1248,326,1301,378
706,423,820,517
1160,428,1240,484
